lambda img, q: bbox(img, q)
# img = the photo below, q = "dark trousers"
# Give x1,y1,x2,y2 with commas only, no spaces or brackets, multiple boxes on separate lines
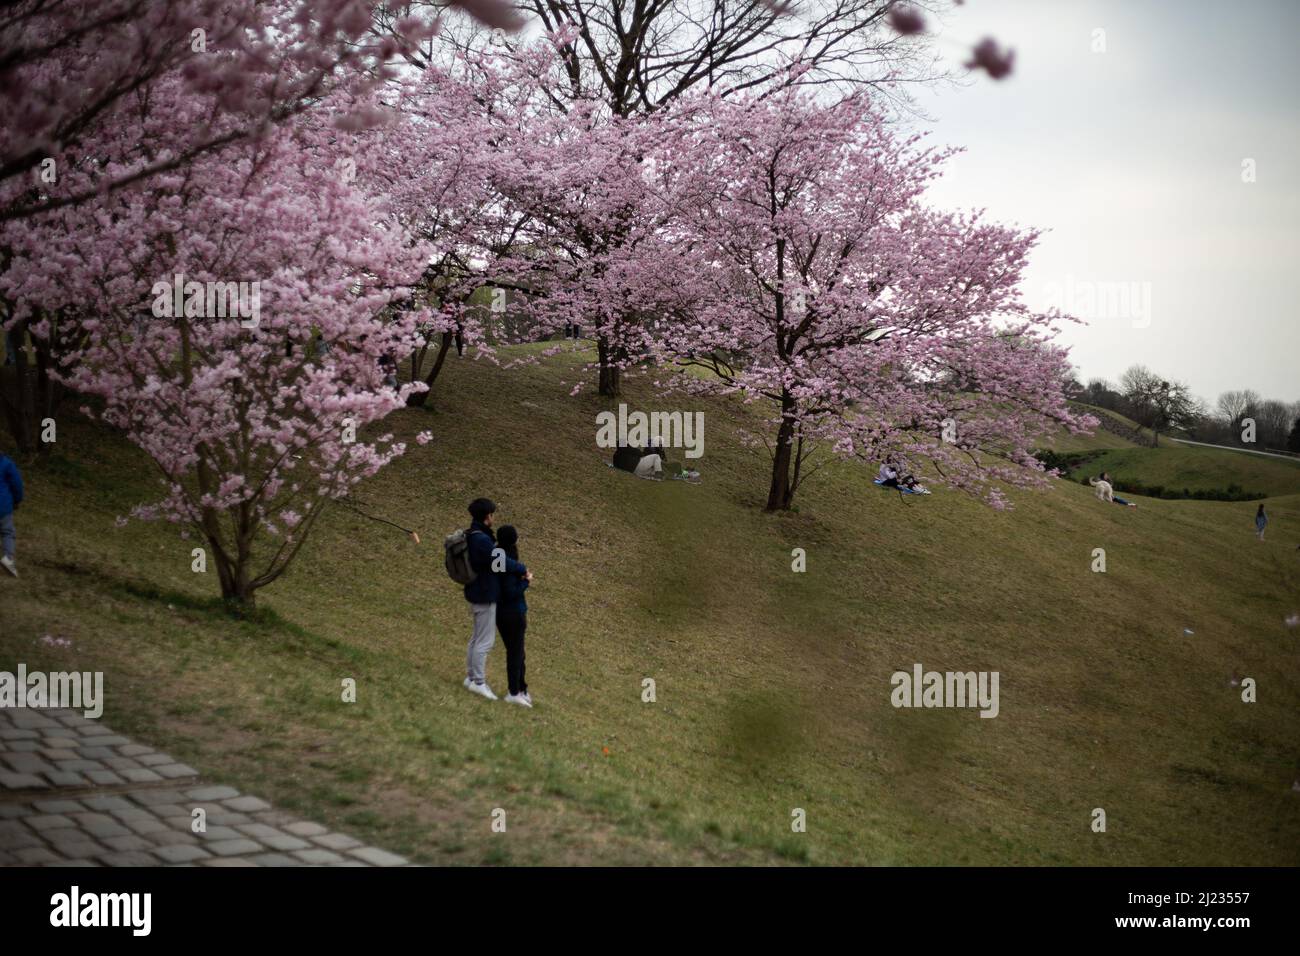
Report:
497,612,527,695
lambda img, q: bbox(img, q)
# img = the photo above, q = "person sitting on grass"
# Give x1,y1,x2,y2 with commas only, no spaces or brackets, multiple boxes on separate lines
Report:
878,458,920,491
636,437,669,479
612,443,641,473
0,448,22,578
645,436,672,469
612,441,665,480
1100,471,1137,508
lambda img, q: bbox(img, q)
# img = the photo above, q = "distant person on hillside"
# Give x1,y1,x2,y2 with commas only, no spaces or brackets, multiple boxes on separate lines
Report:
636,437,666,479
644,436,669,467
0,449,23,578
612,443,641,473
462,498,530,700
1099,471,1137,508
494,525,532,708
1092,472,1137,508
1255,503,1267,541
878,459,920,491
611,441,664,479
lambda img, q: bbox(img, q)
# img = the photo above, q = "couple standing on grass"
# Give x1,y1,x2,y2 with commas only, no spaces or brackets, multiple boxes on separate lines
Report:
461,497,533,707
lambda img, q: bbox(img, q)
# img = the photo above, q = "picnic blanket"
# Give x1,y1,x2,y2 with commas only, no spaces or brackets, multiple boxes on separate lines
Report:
604,459,701,483
873,478,930,495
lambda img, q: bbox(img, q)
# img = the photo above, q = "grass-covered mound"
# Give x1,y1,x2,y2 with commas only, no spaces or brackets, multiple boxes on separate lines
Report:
3,345,1298,865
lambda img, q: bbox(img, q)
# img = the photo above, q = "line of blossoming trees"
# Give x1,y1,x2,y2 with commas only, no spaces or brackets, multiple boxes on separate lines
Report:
0,1,1088,609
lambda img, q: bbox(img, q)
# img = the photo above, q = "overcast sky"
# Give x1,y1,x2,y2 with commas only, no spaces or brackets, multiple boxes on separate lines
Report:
905,0,1299,405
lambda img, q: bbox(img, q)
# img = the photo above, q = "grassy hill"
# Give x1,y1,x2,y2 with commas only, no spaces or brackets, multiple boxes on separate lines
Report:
1051,402,1300,497
1048,403,1158,455
1063,443,1300,499
3,345,1299,865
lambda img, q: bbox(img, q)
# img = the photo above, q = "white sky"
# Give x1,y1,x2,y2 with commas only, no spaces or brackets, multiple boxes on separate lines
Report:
904,0,1299,404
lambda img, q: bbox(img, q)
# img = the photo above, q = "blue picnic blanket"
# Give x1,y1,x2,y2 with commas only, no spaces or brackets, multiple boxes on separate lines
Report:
874,478,930,495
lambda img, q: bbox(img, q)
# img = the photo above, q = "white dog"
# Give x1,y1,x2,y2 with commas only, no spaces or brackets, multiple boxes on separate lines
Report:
1088,477,1114,502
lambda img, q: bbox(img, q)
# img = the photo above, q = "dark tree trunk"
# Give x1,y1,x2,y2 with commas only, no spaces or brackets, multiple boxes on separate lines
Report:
1,312,72,454
32,326,62,456
405,331,454,408
765,406,798,512
218,574,257,614
597,336,621,396
0,317,35,451
211,528,257,614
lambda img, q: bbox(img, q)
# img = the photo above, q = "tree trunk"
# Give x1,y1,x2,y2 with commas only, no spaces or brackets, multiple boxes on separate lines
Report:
1,313,71,454
220,580,257,614
0,364,33,451
32,326,61,456
405,331,454,408
596,336,621,396
214,551,257,614
765,409,797,512
0,317,36,452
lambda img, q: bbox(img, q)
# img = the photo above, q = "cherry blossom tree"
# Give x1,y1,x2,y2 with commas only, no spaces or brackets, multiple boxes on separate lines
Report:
0,0,538,223
0,1,530,448
366,40,672,403
486,99,676,394
1,87,432,610
361,64,503,405
654,89,1090,511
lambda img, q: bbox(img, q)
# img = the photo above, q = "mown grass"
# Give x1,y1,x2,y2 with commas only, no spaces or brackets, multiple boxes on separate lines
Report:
1064,443,1300,498
1049,405,1140,454
2,343,1298,865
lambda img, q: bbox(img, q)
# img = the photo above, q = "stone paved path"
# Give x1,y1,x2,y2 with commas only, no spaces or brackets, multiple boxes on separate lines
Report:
0,707,410,866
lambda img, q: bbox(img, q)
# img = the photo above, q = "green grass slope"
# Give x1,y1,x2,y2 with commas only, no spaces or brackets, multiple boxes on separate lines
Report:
1065,443,1300,498
1049,404,1141,453
3,346,1299,865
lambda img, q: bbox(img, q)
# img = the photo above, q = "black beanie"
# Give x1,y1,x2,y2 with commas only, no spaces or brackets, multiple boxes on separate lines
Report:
468,497,497,521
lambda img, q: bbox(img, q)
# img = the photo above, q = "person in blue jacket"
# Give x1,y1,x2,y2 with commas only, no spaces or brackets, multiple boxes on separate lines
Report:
494,525,532,707
0,450,23,578
462,498,529,700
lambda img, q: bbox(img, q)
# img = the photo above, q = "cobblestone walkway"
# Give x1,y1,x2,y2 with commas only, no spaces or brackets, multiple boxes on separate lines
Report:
0,707,410,866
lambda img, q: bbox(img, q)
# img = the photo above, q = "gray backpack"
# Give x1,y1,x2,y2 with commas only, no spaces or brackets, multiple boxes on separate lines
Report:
444,527,477,585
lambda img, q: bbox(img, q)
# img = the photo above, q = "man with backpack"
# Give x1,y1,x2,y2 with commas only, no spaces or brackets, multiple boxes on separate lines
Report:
450,498,530,700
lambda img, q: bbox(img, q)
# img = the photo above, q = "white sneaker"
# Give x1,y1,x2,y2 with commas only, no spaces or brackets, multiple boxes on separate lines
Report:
522,691,533,706
0,555,16,578
504,693,533,708
464,678,497,700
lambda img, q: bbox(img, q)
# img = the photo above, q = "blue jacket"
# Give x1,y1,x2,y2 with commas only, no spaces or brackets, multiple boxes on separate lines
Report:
463,521,526,604
497,556,529,618
0,455,22,518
